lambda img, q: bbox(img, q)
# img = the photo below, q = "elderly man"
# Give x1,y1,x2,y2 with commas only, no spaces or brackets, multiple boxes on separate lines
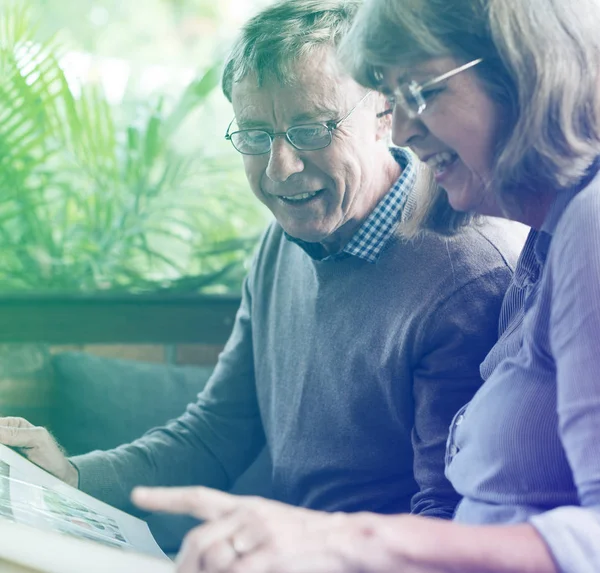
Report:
0,0,522,529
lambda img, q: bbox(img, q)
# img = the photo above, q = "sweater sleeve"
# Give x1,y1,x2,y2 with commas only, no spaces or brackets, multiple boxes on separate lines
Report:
410,265,512,519
528,187,600,572
70,274,266,514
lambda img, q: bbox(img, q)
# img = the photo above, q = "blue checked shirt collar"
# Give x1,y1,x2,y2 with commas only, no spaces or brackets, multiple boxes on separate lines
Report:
341,147,415,262
286,148,416,262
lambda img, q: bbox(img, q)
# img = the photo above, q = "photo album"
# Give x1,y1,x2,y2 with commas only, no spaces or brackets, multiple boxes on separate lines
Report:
0,444,174,573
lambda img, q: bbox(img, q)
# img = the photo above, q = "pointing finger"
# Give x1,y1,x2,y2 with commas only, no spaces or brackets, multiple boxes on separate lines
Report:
131,486,241,521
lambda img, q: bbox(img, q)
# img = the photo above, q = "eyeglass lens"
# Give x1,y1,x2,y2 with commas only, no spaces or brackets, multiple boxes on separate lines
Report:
231,124,332,155
392,83,426,117
287,125,331,149
231,130,271,154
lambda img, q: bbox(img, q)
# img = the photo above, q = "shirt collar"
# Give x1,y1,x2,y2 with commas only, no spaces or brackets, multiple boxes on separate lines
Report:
286,147,416,262
535,159,600,264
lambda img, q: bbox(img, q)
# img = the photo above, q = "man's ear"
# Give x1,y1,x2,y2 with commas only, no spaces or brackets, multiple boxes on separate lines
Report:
374,92,392,141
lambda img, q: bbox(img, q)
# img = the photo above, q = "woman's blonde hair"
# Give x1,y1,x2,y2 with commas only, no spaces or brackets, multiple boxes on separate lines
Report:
342,0,600,207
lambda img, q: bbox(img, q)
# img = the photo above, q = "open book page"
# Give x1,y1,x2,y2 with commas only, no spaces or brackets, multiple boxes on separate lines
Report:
0,557,41,573
0,444,171,565
0,518,174,573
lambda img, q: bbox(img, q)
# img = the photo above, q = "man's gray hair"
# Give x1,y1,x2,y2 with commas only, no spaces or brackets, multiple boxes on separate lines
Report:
221,0,362,102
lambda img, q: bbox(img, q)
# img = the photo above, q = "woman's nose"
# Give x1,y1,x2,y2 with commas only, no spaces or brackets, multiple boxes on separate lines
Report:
391,105,427,148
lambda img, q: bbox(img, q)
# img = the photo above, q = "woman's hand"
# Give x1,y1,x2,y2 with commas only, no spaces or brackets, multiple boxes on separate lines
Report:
132,486,406,573
133,486,558,573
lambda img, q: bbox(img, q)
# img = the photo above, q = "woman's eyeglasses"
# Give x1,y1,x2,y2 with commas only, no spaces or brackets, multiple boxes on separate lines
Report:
381,58,483,119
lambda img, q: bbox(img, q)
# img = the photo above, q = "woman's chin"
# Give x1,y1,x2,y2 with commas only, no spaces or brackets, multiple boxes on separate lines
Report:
444,181,496,216
444,186,476,214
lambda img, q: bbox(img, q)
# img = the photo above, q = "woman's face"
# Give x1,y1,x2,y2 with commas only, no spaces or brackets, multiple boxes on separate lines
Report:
380,57,506,217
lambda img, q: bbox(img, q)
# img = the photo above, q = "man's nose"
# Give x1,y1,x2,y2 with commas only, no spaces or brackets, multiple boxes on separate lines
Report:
391,105,427,148
265,137,305,182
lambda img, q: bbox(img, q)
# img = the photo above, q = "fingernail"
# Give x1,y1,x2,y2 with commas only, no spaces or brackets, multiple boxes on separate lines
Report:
132,487,147,499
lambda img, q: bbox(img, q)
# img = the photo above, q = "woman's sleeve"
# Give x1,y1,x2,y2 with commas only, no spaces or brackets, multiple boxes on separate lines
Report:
529,185,600,573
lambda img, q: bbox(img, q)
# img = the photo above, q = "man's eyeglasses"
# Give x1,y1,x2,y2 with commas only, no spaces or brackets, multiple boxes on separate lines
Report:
384,58,483,119
225,92,371,155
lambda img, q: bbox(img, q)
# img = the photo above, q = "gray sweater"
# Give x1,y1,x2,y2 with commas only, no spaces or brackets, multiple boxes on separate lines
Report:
73,218,524,518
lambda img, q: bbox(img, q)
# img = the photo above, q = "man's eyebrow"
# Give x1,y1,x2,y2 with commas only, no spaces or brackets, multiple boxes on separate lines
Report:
236,118,270,129
235,106,339,129
291,107,338,123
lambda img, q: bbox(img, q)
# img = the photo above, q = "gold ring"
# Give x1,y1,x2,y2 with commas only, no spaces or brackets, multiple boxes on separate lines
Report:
230,536,247,558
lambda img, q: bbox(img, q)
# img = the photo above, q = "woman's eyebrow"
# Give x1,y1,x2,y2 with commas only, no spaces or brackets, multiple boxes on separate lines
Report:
395,62,442,87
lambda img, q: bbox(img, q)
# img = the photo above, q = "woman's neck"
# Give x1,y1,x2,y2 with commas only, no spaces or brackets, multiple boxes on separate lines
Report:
512,192,556,229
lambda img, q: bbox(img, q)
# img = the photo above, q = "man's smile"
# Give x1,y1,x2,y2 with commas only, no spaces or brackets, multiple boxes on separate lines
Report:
275,189,326,204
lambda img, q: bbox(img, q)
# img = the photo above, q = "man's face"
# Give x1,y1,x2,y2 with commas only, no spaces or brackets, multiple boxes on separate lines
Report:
230,47,393,251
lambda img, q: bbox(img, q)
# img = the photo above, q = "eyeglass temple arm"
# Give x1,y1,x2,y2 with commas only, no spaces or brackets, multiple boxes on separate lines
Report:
421,58,483,89
332,91,372,126
224,118,235,140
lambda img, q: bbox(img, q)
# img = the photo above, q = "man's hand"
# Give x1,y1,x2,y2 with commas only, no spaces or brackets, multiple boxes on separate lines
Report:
132,486,405,573
0,417,79,488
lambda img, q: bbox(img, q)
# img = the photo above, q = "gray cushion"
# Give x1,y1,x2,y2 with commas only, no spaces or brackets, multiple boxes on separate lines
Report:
51,352,213,455
50,351,272,552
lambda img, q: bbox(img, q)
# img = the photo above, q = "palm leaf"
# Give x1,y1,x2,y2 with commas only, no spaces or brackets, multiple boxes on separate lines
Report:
0,1,264,294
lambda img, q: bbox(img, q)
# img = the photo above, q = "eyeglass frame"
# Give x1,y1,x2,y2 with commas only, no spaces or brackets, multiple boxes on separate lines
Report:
385,58,483,119
224,91,372,155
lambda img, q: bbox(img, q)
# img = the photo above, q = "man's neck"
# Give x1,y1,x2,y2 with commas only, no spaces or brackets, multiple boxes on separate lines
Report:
319,152,403,255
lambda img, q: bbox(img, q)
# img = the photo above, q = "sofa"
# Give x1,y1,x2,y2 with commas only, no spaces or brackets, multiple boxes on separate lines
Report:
7,350,273,553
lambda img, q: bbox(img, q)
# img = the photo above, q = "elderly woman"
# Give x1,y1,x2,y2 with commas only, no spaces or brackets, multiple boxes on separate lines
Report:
133,0,600,571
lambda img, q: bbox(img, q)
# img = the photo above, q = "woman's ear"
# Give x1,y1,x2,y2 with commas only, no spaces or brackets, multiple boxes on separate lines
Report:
374,92,393,140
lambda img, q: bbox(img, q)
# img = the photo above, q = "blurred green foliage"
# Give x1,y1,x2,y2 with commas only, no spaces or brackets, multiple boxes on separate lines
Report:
16,0,266,68
0,1,269,294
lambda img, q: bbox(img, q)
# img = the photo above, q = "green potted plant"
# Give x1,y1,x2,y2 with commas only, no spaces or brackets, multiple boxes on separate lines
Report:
0,0,265,295
0,2,268,411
